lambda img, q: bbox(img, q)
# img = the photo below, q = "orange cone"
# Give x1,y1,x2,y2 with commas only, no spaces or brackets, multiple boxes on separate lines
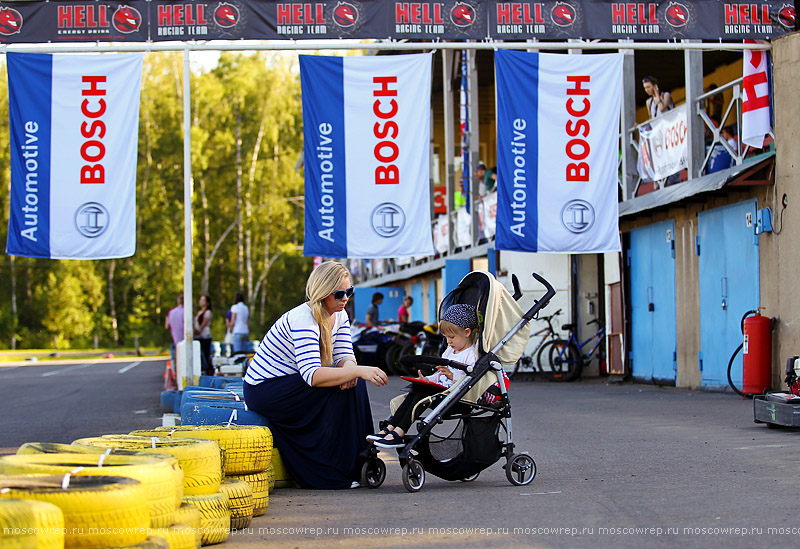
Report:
163,360,178,390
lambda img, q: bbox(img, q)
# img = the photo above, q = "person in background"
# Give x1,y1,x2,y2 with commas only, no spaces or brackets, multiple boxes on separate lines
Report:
365,292,384,327
243,261,387,489
397,296,413,323
228,291,250,354
165,294,184,364
474,163,497,195
193,294,213,375
642,76,673,119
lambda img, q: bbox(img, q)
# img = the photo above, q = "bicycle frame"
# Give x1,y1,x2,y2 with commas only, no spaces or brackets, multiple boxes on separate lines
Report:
564,324,606,362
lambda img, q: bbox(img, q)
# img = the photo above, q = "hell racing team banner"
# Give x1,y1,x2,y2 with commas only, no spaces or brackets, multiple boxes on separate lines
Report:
300,53,435,259
495,50,622,253
6,52,143,259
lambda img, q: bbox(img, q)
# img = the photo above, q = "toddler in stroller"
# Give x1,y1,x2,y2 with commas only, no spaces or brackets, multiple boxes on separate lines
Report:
359,270,555,492
367,303,483,448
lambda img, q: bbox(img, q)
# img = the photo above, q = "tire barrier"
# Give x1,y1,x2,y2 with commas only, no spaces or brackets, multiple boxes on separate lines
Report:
219,478,254,531
130,425,272,476
0,453,184,529
266,465,275,493
270,449,296,489
180,401,271,429
228,470,269,517
173,502,202,547
182,492,230,546
160,390,182,414
146,525,196,549
0,474,150,548
0,498,64,549
72,435,223,497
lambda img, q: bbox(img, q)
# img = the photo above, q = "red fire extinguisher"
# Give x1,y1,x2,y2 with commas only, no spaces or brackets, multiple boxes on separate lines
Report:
742,311,773,395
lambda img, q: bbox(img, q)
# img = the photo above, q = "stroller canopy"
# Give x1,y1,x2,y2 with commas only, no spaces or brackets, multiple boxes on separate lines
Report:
439,271,532,365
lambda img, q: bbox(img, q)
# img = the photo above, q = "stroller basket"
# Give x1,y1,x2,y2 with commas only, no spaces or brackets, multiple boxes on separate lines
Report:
416,414,503,481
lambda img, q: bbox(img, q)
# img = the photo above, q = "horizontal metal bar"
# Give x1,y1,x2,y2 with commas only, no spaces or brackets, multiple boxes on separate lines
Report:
0,39,772,55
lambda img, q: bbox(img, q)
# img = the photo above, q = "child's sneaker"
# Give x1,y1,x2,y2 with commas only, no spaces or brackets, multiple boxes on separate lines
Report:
373,431,405,449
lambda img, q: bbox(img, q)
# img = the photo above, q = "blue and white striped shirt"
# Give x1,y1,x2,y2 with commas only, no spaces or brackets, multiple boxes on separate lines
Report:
245,303,356,386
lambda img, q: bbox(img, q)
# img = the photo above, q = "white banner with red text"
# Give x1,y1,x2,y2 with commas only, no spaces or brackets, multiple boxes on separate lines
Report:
637,104,688,182
300,53,435,259
495,50,622,253
6,53,143,259
741,40,772,149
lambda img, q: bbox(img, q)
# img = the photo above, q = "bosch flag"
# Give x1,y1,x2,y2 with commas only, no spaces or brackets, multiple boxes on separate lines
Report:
300,53,435,259
6,53,143,259
495,50,622,254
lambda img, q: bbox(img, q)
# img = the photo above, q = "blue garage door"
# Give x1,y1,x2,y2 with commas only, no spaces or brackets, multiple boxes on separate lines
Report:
697,200,759,389
627,220,677,385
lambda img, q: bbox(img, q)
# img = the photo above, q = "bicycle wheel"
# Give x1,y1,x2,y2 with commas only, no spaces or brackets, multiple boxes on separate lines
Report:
538,339,583,382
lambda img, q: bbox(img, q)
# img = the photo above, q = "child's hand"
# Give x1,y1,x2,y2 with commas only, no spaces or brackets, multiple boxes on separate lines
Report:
436,366,454,381
417,369,426,379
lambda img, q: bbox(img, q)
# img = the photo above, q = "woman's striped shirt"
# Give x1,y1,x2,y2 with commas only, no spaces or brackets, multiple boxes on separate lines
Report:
244,303,355,386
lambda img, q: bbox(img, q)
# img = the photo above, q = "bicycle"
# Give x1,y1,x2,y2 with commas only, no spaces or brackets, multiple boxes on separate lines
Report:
510,309,564,380
538,318,606,382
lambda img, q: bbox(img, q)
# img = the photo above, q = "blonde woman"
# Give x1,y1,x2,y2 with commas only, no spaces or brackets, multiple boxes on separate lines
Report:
243,261,388,489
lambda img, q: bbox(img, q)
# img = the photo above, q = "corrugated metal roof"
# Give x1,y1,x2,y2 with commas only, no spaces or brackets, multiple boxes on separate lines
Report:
618,151,774,218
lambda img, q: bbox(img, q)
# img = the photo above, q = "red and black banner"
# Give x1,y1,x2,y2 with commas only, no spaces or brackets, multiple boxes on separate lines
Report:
0,1,794,44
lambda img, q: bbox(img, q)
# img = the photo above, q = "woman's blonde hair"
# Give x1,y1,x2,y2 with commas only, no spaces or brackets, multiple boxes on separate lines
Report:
306,261,351,366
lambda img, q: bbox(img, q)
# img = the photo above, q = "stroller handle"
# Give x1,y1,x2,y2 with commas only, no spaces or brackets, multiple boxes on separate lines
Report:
522,272,556,321
398,355,471,373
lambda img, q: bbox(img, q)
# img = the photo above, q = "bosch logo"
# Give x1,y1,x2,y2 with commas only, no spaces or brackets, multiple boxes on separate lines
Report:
778,4,796,30
561,200,595,234
664,2,689,28
112,5,142,34
214,2,240,29
75,202,110,238
451,3,476,28
0,7,23,36
551,2,577,27
371,203,405,238
333,2,359,28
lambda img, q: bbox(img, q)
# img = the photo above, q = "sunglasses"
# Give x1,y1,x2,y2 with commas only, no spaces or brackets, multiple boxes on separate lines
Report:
332,286,354,300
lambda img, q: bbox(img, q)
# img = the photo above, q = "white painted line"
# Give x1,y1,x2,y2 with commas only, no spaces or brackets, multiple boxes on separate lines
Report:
41,361,99,377
119,361,142,374
734,443,793,450
520,491,562,496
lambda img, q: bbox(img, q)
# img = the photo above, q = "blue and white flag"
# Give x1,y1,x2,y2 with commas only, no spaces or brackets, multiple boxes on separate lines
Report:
300,53,435,259
6,52,143,259
495,50,622,253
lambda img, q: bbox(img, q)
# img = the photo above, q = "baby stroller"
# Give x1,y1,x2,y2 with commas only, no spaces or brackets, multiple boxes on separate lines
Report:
360,270,555,492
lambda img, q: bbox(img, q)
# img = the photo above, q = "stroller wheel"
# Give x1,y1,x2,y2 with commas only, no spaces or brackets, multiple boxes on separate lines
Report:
460,472,480,482
505,453,537,486
360,458,386,488
401,459,425,493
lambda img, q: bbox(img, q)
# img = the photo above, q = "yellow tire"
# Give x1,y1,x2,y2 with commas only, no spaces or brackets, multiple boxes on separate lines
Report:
182,492,230,546
173,503,202,547
271,449,296,489
72,435,222,496
0,498,64,549
0,453,183,529
0,474,149,547
131,425,272,475
219,478,253,531
228,471,268,517
147,525,197,549
266,465,275,493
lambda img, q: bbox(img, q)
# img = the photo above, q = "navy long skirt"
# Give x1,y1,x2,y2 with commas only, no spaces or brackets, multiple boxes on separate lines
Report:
243,374,374,489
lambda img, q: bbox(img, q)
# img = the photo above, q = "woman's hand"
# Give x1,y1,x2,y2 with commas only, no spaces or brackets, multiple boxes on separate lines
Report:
339,379,358,390
358,366,388,387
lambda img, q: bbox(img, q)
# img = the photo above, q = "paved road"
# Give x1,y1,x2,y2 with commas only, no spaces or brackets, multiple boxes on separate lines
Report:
2,360,800,548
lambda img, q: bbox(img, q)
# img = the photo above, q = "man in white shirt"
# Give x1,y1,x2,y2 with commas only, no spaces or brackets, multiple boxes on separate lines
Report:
228,291,250,354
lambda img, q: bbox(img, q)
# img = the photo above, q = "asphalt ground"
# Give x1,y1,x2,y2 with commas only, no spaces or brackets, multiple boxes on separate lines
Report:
2,359,800,548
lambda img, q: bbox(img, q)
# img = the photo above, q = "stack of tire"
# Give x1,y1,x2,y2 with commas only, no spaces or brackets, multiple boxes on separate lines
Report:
130,424,273,540
0,442,188,548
